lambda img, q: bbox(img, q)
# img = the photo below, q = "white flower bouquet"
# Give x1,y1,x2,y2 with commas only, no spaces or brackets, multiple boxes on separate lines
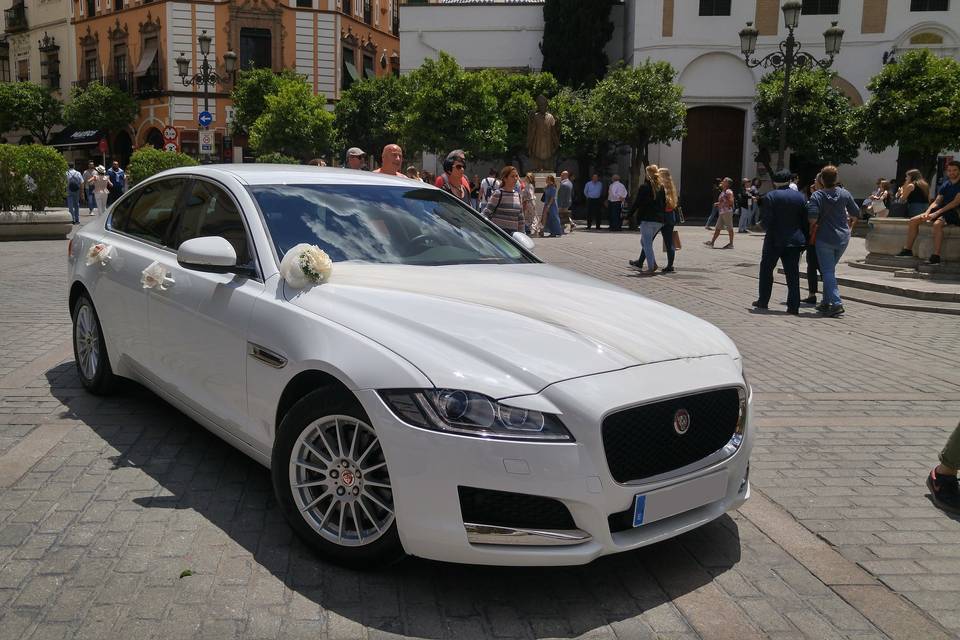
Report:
85,242,115,267
280,243,333,288
141,261,168,290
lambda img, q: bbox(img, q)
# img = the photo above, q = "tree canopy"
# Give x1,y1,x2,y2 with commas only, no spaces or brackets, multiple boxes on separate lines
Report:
475,69,559,168
333,74,408,161
753,67,861,179
541,0,617,88
859,49,960,178
62,82,138,153
248,76,334,160
229,68,302,135
0,82,63,144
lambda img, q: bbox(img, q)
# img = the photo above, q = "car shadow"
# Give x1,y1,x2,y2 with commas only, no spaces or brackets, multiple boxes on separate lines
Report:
46,362,743,638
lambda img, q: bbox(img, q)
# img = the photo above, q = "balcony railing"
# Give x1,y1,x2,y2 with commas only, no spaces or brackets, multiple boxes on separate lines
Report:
4,4,27,33
72,72,164,97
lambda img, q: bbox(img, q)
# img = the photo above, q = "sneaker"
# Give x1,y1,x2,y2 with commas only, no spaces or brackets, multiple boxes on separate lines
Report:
662,266,675,273
628,259,641,269
896,249,914,257
703,241,714,247
927,469,960,514
737,230,749,234
802,295,817,305
826,304,845,317
929,254,941,265
816,302,830,313
751,300,768,310
786,308,799,315
721,244,734,250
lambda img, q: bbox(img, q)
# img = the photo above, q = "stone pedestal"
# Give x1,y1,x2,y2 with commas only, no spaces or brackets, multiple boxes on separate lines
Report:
0,210,73,241
864,217,960,264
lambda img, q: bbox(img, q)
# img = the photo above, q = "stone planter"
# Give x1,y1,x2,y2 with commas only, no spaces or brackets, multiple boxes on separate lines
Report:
0,209,73,241
865,217,960,264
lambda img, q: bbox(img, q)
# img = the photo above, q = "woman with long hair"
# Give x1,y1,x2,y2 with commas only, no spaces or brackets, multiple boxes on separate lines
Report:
633,167,679,273
705,177,735,249
628,164,666,274
542,175,563,237
480,166,525,233
897,169,930,217
522,171,538,235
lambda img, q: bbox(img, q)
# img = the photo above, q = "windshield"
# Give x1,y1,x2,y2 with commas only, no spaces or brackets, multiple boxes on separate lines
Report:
249,184,533,266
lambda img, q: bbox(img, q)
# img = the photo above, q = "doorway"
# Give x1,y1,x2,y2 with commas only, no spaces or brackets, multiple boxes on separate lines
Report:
680,106,745,218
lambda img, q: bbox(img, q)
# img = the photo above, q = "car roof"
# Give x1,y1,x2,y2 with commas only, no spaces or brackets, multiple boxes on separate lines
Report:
156,164,431,188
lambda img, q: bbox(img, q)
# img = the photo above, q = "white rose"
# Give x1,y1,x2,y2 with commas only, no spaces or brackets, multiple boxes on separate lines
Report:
300,245,333,284
141,261,167,289
85,243,114,267
280,243,333,288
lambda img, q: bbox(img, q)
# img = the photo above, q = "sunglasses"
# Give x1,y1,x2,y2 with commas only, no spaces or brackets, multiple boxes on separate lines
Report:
453,163,465,170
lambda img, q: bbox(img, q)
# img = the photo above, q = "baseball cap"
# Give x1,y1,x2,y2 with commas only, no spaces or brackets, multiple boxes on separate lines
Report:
346,147,365,157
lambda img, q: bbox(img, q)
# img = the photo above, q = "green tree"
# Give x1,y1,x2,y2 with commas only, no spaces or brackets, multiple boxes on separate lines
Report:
127,147,199,185
541,0,616,88
0,82,63,144
476,69,559,169
589,61,686,192
860,49,960,180
334,74,408,161
550,86,600,196
754,67,862,182
248,77,334,160
62,82,138,154
19,144,68,210
229,68,301,135
398,52,505,158
255,151,300,164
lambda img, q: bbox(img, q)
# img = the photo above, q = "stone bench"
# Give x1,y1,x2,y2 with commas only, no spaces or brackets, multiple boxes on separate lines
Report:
864,217,960,265
0,210,73,241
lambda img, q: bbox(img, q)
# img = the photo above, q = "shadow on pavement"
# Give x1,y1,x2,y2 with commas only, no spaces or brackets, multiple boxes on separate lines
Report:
46,361,743,638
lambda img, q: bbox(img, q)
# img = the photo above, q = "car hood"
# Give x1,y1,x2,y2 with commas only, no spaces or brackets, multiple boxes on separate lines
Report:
285,263,740,399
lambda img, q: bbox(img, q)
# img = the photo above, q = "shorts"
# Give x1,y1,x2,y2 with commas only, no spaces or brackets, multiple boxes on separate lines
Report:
944,210,960,226
717,211,734,231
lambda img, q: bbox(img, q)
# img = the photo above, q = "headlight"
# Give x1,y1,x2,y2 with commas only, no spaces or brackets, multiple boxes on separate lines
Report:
731,372,751,448
380,389,574,442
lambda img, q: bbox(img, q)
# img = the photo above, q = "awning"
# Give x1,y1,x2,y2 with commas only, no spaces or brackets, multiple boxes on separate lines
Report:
134,40,158,77
343,59,360,82
363,58,375,79
49,127,106,149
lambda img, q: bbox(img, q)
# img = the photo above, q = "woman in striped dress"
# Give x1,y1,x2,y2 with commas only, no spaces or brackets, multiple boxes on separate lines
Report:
481,166,525,233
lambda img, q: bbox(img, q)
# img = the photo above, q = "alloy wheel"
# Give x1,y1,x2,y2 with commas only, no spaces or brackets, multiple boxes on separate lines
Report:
74,303,100,381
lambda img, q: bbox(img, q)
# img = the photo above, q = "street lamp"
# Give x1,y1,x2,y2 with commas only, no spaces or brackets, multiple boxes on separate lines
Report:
176,29,238,122
738,2,845,170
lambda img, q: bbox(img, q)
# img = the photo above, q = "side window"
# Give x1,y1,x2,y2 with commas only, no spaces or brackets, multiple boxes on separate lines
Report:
171,180,251,266
125,178,185,245
108,191,139,232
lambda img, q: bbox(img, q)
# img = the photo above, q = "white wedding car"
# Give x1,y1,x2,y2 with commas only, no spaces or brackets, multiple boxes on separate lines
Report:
68,165,753,568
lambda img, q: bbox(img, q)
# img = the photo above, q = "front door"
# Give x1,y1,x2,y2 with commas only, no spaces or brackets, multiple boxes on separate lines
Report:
148,178,262,438
680,106,745,218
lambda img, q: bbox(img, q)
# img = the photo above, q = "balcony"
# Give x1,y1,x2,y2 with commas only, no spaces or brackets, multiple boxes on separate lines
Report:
73,72,164,98
4,4,27,34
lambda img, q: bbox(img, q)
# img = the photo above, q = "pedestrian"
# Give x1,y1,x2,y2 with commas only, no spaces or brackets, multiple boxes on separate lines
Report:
705,178,722,229
522,171,538,235
470,174,480,209
789,174,799,191
542,174,563,237
307,158,327,167
346,147,366,170
896,169,931,218
927,420,960,514
437,151,470,205
480,169,500,207
865,178,890,218
422,171,434,186
583,173,603,230
633,167,680,274
896,160,960,264
629,164,666,275
88,165,111,216
557,170,574,234
803,174,824,305
606,174,627,232
704,177,735,249
737,178,754,233
406,165,421,181
372,144,404,176
481,166,525,233
66,162,84,225
752,170,808,315
106,160,125,205
807,165,860,317
82,160,96,215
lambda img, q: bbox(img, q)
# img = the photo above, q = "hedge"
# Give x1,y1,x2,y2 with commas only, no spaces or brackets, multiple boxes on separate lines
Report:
128,147,199,185
0,144,67,212
255,151,300,164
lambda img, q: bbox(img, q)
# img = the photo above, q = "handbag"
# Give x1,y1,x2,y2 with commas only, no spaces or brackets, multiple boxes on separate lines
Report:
870,198,888,217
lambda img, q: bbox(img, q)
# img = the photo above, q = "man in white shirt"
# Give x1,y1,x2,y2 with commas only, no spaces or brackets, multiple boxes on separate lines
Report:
480,169,500,207
789,174,799,191
606,174,628,231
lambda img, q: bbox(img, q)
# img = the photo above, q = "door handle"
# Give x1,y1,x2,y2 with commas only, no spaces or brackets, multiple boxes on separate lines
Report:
160,275,176,290
142,261,175,291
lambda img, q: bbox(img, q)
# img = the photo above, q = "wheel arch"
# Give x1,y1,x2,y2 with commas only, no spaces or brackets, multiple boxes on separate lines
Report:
275,370,362,440
69,280,90,315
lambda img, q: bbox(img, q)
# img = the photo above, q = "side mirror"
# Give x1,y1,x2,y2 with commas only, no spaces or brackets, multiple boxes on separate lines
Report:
177,236,239,273
512,231,535,251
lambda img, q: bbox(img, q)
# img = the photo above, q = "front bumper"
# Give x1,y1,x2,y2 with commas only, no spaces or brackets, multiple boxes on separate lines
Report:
359,354,753,566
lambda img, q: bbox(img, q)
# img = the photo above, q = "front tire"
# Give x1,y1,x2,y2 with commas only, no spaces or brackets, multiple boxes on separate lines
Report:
71,293,117,395
272,390,403,569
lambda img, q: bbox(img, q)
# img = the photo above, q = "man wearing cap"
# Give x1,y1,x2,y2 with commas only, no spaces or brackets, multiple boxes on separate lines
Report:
753,170,808,315
346,147,366,170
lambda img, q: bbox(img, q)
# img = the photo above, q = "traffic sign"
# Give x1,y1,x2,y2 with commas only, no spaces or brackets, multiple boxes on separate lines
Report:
199,131,214,155
198,111,213,127
163,142,178,153
98,138,108,153
163,126,178,141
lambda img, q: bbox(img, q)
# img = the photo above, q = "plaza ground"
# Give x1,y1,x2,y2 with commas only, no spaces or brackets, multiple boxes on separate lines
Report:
0,224,958,639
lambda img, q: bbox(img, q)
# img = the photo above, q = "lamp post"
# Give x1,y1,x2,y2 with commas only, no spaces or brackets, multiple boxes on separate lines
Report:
176,30,237,159
739,1,845,170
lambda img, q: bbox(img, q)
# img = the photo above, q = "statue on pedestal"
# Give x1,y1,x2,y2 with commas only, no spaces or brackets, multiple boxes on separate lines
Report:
527,94,560,172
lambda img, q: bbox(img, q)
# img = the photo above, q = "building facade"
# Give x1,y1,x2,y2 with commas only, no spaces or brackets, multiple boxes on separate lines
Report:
400,0,959,208
66,0,399,164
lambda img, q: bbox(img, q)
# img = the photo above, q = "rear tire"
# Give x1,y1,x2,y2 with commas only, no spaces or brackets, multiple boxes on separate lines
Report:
71,293,117,395
272,390,404,569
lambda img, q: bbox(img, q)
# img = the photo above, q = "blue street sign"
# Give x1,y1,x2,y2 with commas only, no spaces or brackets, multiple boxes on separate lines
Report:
198,111,213,127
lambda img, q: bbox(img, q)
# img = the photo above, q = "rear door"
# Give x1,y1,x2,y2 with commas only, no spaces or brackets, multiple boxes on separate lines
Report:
147,177,264,440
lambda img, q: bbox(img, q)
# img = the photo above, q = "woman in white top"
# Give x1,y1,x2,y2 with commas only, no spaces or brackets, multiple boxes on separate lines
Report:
522,172,538,235
87,165,112,216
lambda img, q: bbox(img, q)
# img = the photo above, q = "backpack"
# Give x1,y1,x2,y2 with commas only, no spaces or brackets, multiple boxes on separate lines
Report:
68,173,81,193
483,177,497,201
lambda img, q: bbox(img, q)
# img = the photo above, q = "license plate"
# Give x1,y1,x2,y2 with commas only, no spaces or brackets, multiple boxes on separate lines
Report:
633,470,728,527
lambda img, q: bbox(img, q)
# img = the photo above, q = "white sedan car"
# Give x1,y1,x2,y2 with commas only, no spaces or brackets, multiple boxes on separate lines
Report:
68,165,752,568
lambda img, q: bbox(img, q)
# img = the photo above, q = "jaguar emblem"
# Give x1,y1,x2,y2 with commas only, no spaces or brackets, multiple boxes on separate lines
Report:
340,470,355,486
673,409,691,435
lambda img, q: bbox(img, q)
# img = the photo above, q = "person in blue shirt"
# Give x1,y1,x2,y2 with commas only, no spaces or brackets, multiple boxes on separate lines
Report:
897,160,960,265
583,174,604,230
806,165,860,318
106,161,126,205
753,170,807,314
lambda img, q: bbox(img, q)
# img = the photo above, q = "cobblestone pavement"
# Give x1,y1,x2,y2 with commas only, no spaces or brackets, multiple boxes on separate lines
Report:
0,225,957,639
